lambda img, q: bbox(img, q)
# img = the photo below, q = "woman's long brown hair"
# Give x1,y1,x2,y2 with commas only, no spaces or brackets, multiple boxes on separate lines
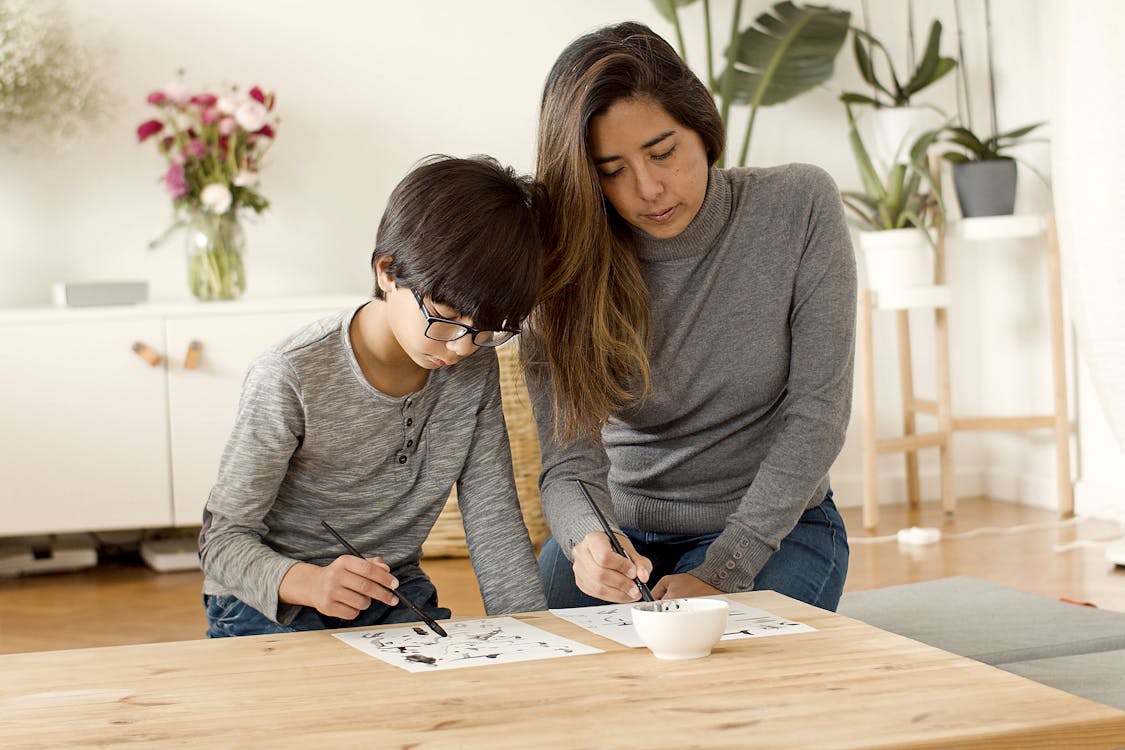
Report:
530,22,725,443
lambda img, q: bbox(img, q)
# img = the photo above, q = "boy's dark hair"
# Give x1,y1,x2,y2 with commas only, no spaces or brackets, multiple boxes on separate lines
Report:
371,155,544,330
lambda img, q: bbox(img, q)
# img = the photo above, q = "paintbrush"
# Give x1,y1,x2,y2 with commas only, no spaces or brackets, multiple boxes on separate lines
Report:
573,478,656,603
320,519,448,637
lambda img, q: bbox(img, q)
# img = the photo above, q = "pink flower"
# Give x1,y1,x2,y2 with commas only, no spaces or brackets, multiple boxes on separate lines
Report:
248,86,266,105
184,139,206,159
190,93,217,107
218,117,236,136
164,163,188,199
201,106,221,126
136,119,164,142
146,91,167,105
256,124,276,139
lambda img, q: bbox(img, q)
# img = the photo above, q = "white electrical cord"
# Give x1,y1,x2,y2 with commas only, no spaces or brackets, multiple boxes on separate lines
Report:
847,507,1125,550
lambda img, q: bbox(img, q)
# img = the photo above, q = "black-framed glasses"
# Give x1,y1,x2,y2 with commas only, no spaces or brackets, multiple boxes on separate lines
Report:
411,289,520,347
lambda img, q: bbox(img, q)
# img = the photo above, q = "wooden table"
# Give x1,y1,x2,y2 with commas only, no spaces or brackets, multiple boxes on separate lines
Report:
2,591,1123,748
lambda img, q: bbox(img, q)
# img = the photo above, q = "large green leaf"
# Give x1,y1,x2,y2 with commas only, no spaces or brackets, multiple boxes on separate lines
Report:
649,0,699,24
717,2,851,107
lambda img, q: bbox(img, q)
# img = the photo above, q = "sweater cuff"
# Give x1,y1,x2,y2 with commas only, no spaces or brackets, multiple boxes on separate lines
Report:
559,517,612,561
689,527,772,593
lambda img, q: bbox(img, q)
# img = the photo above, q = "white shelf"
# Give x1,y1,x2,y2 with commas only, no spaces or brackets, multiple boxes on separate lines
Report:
951,214,1047,241
870,285,951,311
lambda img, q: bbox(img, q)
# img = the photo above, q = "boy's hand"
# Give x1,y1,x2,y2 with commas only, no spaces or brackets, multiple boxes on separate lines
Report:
571,531,653,603
280,556,398,619
651,573,722,600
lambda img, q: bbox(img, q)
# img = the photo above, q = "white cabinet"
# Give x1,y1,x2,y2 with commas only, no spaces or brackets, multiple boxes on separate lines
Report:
0,298,362,536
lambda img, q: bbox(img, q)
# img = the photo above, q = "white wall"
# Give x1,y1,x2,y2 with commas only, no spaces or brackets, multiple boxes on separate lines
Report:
1046,0,1125,519
3,0,1115,519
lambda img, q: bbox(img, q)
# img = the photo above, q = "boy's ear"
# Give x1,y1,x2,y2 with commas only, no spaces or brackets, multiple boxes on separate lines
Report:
373,255,396,295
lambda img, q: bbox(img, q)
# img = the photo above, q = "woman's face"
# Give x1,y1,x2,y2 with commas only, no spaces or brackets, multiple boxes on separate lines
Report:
587,97,710,239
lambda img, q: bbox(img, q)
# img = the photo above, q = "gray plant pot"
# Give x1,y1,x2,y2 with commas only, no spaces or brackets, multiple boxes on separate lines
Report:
953,159,1018,217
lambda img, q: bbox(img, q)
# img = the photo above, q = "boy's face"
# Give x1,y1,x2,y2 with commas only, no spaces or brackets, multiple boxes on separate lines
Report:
375,259,481,369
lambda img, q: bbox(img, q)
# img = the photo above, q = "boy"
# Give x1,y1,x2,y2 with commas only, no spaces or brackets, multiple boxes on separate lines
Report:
199,155,547,636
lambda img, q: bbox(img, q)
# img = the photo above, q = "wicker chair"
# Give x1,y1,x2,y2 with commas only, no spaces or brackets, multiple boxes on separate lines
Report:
421,342,548,557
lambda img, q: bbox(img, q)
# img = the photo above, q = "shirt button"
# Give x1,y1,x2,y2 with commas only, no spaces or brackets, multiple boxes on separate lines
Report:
406,418,413,427
397,455,407,465
733,551,743,560
724,561,736,570
406,439,413,448
739,538,750,548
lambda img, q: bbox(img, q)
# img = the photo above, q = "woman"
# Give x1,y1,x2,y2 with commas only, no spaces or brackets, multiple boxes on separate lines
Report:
525,21,856,610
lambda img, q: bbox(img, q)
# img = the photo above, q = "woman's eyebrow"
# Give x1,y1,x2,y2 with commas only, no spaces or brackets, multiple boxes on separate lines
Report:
593,130,676,164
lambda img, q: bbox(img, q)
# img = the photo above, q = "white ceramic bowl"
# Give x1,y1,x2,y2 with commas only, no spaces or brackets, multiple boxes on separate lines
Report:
630,597,730,660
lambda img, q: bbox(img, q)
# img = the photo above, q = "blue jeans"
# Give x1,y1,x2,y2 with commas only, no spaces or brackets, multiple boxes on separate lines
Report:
204,575,451,638
539,491,848,611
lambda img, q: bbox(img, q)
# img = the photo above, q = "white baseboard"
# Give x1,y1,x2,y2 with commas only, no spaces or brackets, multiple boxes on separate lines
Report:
833,469,1125,522
830,468,984,508
1075,478,1125,521
837,470,1125,521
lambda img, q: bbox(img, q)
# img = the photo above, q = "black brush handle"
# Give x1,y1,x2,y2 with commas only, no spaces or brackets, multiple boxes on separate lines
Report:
573,479,655,602
320,520,448,637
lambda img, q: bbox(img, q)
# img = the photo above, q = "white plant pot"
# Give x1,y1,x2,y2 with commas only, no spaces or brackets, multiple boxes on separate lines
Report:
857,228,935,290
869,106,940,170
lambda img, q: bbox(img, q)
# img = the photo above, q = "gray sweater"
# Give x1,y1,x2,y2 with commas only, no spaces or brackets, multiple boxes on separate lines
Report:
200,305,547,623
528,164,856,592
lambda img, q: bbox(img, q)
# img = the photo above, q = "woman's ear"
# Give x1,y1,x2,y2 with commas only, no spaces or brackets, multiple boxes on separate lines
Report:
373,255,396,295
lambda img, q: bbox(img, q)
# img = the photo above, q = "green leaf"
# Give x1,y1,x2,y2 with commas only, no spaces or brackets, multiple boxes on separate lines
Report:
719,3,851,108
649,0,699,24
996,122,1045,141
905,21,943,90
839,92,882,106
846,104,885,200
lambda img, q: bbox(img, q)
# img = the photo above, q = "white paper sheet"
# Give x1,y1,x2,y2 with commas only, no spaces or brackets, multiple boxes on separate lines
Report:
550,596,815,648
333,616,603,672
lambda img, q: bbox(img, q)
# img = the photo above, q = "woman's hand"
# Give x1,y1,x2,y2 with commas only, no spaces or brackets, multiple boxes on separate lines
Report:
571,531,654,603
279,555,398,619
651,573,723,600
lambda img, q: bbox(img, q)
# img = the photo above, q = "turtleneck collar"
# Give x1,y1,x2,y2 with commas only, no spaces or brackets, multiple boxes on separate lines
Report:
630,167,733,263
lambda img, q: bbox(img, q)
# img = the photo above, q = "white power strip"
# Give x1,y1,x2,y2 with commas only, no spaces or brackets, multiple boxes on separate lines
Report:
896,526,943,546
140,537,200,573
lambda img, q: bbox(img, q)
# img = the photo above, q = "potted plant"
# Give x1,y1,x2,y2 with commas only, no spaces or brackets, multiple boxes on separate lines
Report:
930,0,1047,217
651,0,851,166
841,16,957,169
929,122,1045,217
842,103,943,290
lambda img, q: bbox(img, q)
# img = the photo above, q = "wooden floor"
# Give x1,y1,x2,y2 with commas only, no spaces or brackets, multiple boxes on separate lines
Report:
2,496,1124,654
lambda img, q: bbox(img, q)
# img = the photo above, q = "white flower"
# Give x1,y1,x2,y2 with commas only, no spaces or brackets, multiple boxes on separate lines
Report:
216,96,237,115
233,170,258,187
200,183,232,214
234,100,267,132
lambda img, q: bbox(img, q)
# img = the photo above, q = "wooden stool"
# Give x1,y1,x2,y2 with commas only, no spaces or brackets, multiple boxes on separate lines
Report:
857,284,957,530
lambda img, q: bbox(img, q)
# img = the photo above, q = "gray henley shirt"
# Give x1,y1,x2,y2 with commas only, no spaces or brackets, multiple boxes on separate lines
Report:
200,305,547,623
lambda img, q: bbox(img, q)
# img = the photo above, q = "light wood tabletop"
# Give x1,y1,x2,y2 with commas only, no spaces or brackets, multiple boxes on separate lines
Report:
2,590,1123,749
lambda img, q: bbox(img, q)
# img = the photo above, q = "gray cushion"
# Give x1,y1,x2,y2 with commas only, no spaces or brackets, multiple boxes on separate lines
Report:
999,649,1125,711
838,576,1125,665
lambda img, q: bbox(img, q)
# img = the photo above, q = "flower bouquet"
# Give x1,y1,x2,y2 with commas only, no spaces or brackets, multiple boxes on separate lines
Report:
137,76,278,300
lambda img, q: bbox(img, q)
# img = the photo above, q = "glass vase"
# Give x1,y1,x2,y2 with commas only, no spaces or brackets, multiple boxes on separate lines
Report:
186,211,246,301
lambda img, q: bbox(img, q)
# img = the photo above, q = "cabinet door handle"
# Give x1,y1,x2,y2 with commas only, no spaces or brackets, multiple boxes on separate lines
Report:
184,340,203,370
132,341,162,367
